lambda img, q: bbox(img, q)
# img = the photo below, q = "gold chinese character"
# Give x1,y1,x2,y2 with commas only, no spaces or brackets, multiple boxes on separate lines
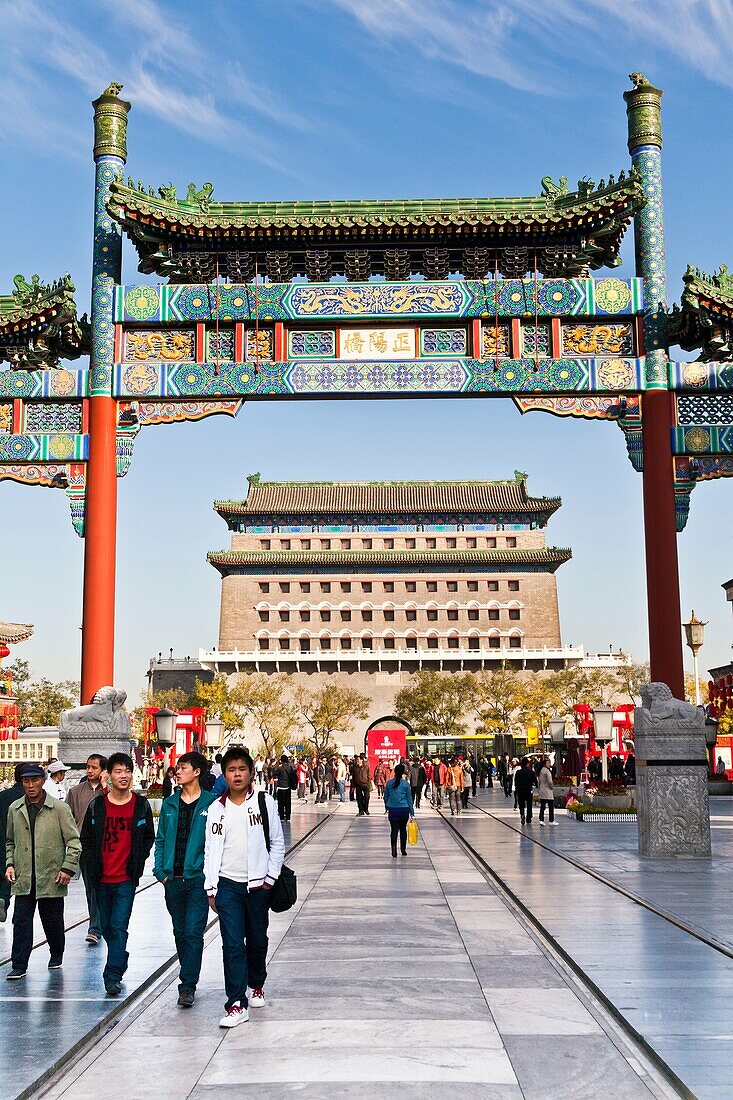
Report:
391,332,412,353
342,332,365,354
369,331,388,354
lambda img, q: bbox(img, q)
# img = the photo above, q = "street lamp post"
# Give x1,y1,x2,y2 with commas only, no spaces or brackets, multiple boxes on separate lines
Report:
591,705,615,783
548,716,566,774
152,707,178,770
683,610,708,706
705,716,719,779
205,717,224,752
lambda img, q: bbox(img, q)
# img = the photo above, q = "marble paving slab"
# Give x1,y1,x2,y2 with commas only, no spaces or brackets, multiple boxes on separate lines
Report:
42,808,669,1100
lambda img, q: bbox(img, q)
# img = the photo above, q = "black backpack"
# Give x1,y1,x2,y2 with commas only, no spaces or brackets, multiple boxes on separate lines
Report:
258,792,297,913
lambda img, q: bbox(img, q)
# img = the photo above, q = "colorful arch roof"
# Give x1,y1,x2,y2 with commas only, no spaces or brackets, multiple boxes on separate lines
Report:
0,274,89,368
107,172,644,282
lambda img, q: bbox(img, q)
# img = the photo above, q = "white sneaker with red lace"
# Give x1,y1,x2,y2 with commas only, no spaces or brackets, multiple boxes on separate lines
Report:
248,986,266,1007
219,1002,249,1028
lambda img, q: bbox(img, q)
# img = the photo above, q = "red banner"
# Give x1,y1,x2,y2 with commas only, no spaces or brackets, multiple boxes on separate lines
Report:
367,728,407,779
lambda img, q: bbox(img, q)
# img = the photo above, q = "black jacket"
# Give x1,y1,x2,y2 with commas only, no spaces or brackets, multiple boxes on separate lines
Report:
513,767,538,797
0,783,23,850
80,792,155,887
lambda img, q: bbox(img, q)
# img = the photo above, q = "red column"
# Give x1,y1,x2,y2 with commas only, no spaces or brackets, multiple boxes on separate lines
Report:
641,390,685,698
80,395,118,702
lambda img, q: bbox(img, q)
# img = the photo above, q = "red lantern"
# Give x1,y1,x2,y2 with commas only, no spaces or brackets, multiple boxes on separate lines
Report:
0,644,9,660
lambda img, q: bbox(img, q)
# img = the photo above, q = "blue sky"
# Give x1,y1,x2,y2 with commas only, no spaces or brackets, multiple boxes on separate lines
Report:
1,0,733,698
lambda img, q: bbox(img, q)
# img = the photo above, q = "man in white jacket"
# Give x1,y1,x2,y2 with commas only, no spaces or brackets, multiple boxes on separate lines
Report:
204,745,285,1029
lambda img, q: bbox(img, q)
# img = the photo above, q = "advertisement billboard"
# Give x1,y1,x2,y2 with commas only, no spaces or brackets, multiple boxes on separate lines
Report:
366,728,407,778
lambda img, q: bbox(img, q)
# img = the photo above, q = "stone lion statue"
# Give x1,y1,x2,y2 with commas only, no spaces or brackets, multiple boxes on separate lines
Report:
639,682,703,727
59,686,130,735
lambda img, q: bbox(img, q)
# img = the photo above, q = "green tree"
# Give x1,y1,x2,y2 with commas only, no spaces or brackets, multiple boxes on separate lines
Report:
294,681,370,757
395,670,477,740
24,678,79,727
6,659,31,727
545,667,617,712
191,674,243,735
474,668,530,738
521,675,564,737
130,686,197,741
231,674,299,759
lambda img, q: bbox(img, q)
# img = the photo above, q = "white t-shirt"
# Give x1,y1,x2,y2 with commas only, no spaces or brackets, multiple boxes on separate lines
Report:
219,795,254,883
43,778,67,802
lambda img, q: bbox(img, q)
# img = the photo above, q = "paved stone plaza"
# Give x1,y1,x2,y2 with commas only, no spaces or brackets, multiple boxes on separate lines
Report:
2,797,692,1100
5,792,733,1097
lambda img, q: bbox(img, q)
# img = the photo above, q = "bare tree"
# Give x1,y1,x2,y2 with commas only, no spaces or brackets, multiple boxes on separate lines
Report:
294,681,370,757
232,674,300,759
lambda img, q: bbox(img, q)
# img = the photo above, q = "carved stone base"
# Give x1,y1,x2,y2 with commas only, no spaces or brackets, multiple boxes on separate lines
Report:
58,732,133,771
635,684,711,859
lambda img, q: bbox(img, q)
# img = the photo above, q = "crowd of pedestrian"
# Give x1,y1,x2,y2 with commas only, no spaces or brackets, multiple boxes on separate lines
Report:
1,747,285,1029
0,737,636,1026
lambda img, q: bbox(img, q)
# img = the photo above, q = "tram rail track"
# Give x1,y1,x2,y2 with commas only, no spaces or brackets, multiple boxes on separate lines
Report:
466,798,733,962
438,805,694,1100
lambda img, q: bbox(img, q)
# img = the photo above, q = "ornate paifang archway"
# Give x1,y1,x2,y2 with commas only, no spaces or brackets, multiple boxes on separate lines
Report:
1,75,730,703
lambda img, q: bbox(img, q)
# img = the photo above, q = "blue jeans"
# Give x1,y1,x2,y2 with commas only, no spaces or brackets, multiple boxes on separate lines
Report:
164,875,209,993
215,878,270,1009
337,780,346,802
97,880,136,983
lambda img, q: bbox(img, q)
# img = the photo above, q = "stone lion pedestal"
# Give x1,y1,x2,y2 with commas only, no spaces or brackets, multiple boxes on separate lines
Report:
58,687,132,770
635,683,711,858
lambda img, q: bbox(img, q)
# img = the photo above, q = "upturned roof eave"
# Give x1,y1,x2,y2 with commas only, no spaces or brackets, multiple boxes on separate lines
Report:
206,547,572,567
107,176,643,239
213,500,562,517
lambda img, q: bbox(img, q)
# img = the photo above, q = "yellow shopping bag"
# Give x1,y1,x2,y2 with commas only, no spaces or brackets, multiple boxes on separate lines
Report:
407,818,419,846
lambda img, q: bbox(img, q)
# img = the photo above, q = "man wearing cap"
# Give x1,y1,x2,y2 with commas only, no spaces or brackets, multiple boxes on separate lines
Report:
44,761,69,802
4,764,81,979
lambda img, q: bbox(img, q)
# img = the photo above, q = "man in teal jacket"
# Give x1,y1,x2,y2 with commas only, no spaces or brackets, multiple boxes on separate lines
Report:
154,751,216,1008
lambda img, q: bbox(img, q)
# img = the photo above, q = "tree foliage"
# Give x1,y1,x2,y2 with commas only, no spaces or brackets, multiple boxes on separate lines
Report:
294,681,370,756
7,660,79,728
616,661,650,705
545,667,617,711
474,668,530,737
232,674,299,759
394,670,477,740
191,674,243,734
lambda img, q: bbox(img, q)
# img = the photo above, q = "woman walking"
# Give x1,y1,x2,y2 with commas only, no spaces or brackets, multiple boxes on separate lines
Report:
461,758,472,809
446,757,464,816
383,763,415,858
538,756,556,826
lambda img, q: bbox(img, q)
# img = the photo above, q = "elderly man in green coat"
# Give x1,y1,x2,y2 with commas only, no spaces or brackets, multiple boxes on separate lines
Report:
4,763,81,980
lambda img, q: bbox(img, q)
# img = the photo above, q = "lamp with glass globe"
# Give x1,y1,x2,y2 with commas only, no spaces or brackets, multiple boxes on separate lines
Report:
205,717,224,751
152,707,178,749
548,716,566,773
591,705,615,783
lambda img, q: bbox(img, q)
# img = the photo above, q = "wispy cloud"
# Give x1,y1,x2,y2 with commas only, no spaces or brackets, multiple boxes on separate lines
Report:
330,0,546,93
0,0,317,178
329,0,733,93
